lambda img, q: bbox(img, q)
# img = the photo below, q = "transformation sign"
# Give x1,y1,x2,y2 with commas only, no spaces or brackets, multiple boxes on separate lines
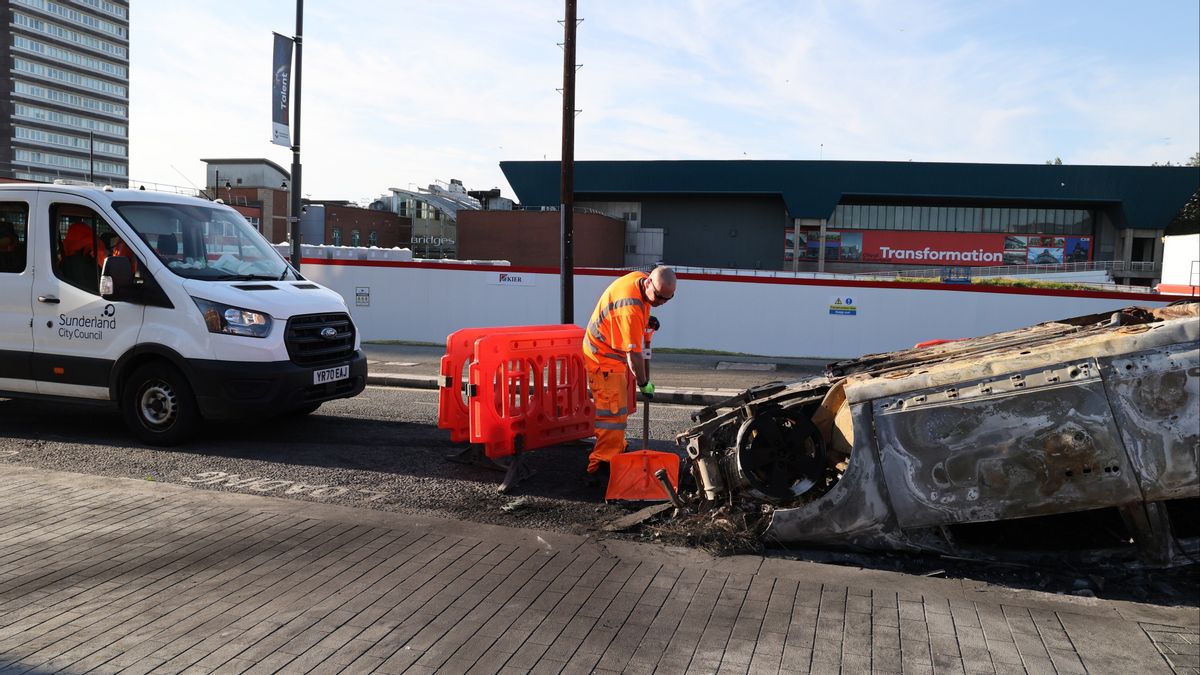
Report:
797,230,1092,267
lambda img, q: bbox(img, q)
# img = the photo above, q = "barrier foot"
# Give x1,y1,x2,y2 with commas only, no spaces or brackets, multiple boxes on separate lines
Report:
445,445,506,473
498,437,535,494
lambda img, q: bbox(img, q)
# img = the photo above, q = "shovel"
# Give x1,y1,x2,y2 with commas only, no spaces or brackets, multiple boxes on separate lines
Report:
605,327,681,502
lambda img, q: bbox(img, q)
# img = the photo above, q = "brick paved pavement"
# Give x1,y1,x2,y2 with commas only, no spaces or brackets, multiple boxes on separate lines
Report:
0,465,1195,674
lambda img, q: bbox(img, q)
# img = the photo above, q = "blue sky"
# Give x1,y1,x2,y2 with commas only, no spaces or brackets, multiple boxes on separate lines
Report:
130,1,1200,203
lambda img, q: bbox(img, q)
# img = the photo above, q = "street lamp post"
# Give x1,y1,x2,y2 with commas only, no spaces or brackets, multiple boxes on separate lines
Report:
559,0,577,324
288,0,304,271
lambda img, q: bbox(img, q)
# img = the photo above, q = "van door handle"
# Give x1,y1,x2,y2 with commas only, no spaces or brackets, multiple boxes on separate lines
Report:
38,295,60,304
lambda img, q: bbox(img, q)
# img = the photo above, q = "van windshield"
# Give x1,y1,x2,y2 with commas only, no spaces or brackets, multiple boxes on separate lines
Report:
113,201,292,281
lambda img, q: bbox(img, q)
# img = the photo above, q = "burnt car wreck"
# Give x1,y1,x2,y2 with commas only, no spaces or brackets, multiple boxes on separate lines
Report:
673,302,1199,566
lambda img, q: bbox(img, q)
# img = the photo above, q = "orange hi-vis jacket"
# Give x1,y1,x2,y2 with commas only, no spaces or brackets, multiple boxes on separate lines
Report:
583,271,650,372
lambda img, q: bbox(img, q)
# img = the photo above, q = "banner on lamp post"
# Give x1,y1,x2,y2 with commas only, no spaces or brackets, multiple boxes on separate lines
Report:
270,32,293,147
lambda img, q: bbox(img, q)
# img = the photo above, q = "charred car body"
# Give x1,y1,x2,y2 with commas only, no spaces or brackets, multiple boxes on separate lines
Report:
675,303,1199,565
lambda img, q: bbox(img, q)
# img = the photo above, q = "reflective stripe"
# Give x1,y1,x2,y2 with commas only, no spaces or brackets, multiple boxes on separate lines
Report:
587,297,644,343
595,421,627,430
585,335,625,361
586,321,606,343
607,297,644,312
597,406,630,418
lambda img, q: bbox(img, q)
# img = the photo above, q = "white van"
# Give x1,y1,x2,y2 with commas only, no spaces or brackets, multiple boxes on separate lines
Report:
0,183,367,444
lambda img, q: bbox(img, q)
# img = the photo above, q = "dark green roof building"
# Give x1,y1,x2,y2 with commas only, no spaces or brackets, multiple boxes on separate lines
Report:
501,160,1199,285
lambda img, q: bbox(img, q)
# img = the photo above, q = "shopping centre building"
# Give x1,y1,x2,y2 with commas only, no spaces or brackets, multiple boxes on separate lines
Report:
500,160,1199,286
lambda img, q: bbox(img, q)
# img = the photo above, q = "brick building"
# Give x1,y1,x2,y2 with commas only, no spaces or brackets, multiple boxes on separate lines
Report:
456,210,624,266
302,200,410,249
203,158,290,243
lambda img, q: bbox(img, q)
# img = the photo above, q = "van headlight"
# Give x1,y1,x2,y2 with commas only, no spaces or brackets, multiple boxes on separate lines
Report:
192,297,273,338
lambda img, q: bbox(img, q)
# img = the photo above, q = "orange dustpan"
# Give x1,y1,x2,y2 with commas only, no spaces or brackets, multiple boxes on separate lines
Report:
606,450,680,502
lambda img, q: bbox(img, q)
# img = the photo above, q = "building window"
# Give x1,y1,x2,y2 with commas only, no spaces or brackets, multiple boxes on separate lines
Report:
14,148,126,175
1131,237,1155,263
351,229,360,246
11,11,129,59
14,126,126,156
14,103,127,137
12,57,128,97
12,36,127,78
13,0,129,38
368,231,378,246
13,81,128,118
331,228,342,246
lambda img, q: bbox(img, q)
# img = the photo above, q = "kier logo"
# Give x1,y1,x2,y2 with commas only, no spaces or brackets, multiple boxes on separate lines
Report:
491,272,533,286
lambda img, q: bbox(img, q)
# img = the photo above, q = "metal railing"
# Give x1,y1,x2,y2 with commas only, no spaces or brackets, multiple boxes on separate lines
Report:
511,205,607,216
857,260,1161,280
648,264,1159,294
127,179,204,197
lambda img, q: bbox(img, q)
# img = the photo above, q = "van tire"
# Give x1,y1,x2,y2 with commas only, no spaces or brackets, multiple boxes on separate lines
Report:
287,402,322,416
123,362,200,445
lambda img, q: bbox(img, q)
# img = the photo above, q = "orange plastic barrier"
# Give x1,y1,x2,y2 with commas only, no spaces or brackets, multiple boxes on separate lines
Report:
438,324,570,442
467,327,595,459
1157,283,1199,296
606,450,680,501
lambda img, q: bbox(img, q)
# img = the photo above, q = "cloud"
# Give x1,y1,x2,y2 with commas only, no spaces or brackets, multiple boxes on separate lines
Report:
130,1,1200,201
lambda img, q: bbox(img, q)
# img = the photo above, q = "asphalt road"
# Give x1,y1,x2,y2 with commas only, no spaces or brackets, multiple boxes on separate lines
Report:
0,385,692,536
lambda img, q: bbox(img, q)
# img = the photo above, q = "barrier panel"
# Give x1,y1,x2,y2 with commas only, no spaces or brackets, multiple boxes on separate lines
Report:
437,324,573,442
468,327,595,459
606,450,680,502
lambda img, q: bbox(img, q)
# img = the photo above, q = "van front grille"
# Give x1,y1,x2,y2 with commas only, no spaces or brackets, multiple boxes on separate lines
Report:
285,313,356,365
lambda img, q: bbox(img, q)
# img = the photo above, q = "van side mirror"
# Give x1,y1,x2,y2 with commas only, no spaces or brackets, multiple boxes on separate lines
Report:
100,255,134,300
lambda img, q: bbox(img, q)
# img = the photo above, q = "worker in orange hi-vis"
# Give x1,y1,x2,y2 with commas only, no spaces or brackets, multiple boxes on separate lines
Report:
582,266,677,477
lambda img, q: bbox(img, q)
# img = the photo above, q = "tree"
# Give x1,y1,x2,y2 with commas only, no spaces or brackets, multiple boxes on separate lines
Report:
1044,157,1063,165
1161,151,1198,236
1165,191,1198,236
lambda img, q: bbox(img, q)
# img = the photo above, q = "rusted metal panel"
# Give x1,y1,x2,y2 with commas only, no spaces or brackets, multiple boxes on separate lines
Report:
872,359,1141,529
1101,345,1200,503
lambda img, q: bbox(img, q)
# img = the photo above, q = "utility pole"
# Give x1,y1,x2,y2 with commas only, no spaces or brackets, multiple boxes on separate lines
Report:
289,0,304,270
559,0,577,324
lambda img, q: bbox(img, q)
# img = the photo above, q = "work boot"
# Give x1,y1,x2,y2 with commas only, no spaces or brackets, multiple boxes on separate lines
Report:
585,463,610,488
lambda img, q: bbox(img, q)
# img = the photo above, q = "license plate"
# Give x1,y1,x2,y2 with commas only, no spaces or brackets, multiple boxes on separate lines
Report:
313,365,350,385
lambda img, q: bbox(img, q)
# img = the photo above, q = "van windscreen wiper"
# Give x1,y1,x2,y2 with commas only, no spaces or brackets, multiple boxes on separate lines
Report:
213,273,280,281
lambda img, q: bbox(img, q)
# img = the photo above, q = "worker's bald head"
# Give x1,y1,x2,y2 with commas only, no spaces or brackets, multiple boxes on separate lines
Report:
647,266,676,305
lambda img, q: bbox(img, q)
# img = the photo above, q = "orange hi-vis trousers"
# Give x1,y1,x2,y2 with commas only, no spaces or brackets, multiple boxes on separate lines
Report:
587,367,631,473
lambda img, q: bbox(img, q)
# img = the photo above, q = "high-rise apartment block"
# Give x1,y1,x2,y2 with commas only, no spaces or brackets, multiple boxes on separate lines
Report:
1,0,129,185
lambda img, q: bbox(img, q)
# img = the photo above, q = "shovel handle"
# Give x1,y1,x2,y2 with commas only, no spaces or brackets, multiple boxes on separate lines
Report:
641,351,651,448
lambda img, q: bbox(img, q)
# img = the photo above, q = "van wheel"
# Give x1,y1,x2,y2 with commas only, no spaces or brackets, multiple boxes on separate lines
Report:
123,362,199,445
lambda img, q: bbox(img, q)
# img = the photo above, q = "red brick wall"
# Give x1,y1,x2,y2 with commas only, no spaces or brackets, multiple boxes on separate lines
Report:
323,204,411,249
457,211,625,266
